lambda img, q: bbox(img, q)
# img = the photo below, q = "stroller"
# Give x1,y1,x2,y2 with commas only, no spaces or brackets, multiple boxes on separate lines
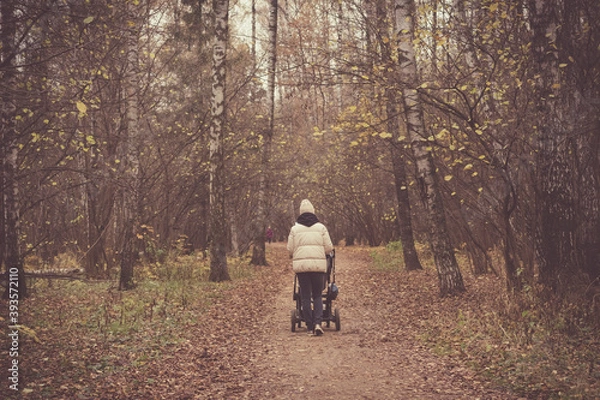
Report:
291,249,341,332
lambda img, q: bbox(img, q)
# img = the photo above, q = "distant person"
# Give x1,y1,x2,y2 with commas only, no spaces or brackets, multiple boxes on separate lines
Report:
266,226,273,244
287,199,334,336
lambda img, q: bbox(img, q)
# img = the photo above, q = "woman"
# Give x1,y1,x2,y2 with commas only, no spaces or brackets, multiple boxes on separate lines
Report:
287,199,334,336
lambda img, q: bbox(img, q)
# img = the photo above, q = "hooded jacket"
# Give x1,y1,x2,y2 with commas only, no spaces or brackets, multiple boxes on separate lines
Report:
287,200,334,274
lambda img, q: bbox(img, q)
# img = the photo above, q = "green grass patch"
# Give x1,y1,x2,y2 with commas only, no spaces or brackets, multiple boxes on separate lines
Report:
369,240,404,271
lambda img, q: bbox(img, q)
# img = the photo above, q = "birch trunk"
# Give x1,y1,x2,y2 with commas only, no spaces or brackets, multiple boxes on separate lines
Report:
388,102,424,272
335,0,344,112
376,0,422,271
208,0,231,281
251,0,277,266
251,0,256,68
394,0,464,296
119,0,142,290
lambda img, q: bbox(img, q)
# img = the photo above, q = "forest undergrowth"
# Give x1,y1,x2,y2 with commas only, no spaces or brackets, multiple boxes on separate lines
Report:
1,250,277,399
1,243,598,399
371,242,600,399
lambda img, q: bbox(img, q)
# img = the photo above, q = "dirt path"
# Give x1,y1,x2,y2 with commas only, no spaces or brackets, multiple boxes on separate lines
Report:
246,244,515,400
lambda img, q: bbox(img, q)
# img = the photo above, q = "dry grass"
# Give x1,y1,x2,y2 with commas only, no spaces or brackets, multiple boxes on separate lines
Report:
369,241,600,399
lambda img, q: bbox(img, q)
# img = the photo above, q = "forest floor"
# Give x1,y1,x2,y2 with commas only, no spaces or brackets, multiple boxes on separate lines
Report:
2,243,598,399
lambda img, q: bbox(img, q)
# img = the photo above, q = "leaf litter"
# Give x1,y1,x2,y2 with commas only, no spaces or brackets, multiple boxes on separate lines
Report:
1,243,597,399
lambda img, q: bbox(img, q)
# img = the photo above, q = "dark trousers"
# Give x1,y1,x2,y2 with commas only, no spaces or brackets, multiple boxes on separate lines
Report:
297,272,326,331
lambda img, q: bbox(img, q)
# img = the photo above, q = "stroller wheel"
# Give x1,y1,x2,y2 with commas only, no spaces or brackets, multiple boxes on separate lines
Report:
334,308,341,331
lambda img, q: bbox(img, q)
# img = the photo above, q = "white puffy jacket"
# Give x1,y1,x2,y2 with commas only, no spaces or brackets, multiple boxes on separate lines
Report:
287,221,334,273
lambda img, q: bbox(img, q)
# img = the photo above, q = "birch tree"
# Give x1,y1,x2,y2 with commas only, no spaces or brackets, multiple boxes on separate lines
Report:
251,0,278,266
377,0,422,271
394,0,464,295
118,0,143,290
208,0,231,282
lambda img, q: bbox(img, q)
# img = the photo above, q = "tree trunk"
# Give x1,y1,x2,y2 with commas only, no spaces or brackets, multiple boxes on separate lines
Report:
376,0,422,271
251,0,277,266
84,110,113,278
529,0,577,293
208,0,231,282
335,0,344,112
1,0,27,299
394,0,464,296
388,120,423,271
119,0,142,290
251,0,256,68
564,0,600,284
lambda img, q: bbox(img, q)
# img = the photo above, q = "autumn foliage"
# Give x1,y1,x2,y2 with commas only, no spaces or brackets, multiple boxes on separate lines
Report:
1,0,599,397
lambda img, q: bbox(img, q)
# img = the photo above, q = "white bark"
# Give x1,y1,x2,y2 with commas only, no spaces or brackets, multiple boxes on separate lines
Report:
394,0,464,296
208,0,231,281
119,0,142,290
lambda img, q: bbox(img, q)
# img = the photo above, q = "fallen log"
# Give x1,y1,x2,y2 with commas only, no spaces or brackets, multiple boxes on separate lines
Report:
0,268,85,287
27,268,83,277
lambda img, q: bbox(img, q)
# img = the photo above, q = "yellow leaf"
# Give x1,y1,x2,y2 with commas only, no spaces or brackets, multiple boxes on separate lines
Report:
444,175,453,181
76,101,87,115
436,129,448,139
